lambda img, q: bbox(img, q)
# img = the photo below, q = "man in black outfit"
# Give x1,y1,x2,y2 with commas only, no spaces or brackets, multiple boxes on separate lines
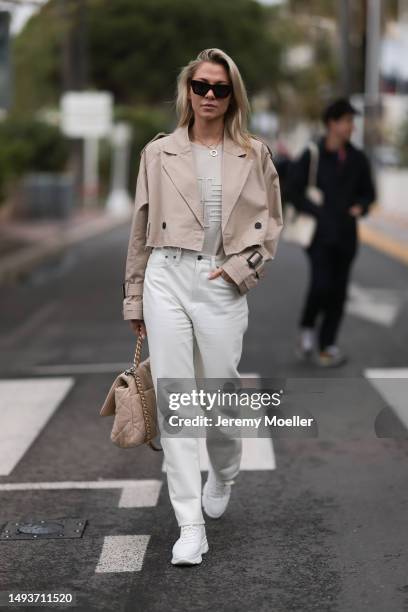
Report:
286,98,376,367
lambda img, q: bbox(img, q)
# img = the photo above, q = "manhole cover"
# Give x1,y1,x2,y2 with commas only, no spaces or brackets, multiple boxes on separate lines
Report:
17,521,64,536
0,518,87,540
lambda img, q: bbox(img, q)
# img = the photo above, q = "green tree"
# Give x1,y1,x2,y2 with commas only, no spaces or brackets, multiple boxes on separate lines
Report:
0,118,69,202
13,0,284,112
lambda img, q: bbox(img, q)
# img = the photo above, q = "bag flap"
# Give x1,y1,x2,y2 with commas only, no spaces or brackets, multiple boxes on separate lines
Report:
100,372,134,416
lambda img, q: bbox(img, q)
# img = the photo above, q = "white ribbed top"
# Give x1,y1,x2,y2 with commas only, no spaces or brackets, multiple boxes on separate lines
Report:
191,142,226,258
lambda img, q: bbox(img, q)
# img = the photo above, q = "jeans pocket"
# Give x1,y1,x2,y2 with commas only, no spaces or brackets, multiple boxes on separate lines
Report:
213,273,241,296
147,250,170,268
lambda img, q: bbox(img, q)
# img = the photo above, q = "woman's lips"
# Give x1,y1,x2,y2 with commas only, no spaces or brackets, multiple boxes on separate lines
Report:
202,104,216,108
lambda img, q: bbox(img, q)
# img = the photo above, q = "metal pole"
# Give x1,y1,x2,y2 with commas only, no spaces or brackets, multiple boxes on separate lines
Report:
58,0,86,207
0,10,11,115
83,137,99,208
364,0,382,164
338,0,351,96
365,0,381,106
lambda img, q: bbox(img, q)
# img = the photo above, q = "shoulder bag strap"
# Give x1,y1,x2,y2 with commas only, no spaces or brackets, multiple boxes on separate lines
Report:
307,141,319,188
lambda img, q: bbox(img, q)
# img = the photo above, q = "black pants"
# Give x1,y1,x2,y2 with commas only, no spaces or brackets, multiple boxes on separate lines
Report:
300,241,355,350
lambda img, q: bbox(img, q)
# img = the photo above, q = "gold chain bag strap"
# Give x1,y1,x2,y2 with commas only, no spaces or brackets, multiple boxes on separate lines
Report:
99,335,162,452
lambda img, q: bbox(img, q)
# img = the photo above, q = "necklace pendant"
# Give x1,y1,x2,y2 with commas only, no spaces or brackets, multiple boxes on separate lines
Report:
210,149,218,157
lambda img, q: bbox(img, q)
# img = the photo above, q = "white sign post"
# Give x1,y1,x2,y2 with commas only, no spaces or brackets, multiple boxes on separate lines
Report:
61,91,113,207
106,122,133,217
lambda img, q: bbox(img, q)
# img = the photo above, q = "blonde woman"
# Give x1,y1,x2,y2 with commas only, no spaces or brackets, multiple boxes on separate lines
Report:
122,48,283,565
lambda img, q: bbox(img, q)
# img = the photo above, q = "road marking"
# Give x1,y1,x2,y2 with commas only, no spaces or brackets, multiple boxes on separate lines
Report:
162,437,276,473
26,363,133,375
95,535,150,573
0,479,163,508
26,366,265,376
346,283,402,327
201,437,276,470
0,302,58,349
238,372,262,381
119,481,162,508
359,222,408,266
0,378,74,476
365,368,408,379
365,368,408,428
160,373,276,472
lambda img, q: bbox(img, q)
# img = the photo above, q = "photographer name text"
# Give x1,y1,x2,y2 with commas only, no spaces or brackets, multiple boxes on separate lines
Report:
168,415,314,428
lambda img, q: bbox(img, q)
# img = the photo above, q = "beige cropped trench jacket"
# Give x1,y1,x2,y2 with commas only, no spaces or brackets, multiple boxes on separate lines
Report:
122,124,283,321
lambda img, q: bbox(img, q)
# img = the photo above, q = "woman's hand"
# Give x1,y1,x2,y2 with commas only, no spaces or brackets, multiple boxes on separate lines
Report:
208,267,236,284
129,319,147,339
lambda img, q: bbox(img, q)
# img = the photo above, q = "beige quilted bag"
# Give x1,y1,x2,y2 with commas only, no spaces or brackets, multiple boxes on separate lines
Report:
99,336,161,451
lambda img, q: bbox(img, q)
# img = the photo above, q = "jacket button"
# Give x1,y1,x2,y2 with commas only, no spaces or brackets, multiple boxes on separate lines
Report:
162,221,166,229
255,222,262,229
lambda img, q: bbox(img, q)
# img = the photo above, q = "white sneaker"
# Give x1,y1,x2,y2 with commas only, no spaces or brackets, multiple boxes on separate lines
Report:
295,327,316,361
171,524,209,565
202,466,233,519
316,345,348,368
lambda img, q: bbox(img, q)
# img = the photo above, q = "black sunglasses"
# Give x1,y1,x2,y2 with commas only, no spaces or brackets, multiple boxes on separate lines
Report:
190,79,232,99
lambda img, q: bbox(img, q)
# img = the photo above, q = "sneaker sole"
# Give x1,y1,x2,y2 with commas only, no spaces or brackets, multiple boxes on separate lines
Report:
316,356,348,368
171,538,209,565
294,347,314,362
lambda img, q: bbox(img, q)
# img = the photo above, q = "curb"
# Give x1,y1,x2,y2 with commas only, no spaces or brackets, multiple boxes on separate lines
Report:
359,222,408,266
0,213,131,285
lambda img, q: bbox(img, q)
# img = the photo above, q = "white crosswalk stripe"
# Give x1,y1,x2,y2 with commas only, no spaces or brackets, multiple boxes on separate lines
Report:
95,535,151,573
365,368,408,428
0,377,74,476
161,437,276,473
0,372,272,575
161,372,276,472
0,479,163,508
347,283,403,327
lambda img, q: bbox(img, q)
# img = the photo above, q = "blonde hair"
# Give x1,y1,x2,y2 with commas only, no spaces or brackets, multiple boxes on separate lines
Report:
176,48,261,157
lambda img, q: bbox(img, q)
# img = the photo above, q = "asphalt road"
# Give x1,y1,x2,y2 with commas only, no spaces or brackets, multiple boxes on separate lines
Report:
0,225,407,612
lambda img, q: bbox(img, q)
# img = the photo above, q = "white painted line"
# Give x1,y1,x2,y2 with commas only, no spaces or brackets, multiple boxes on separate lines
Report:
160,373,276,472
0,479,163,508
0,378,74,476
347,283,401,327
27,367,266,376
365,368,408,379
200,437,276,471
365,368,408,428
118,481,162,508
27,363,132,375
239,372,262,379
0,302,58,349
162,437,276,473
95,535,150,573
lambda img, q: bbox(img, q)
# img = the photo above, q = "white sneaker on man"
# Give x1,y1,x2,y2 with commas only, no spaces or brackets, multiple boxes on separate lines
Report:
316,345,348,368
295,327,316,361
202,465,233,519
171,524,209,565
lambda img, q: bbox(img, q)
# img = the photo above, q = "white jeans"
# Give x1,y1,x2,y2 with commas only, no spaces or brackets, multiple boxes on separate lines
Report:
143,246,249,526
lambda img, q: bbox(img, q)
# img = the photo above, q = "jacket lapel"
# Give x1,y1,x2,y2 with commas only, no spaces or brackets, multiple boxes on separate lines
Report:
161,124,253,229
222,131,253,230
162,130,204,226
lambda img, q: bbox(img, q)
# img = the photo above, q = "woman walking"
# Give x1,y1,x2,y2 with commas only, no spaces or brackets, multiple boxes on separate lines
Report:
122,48,283,565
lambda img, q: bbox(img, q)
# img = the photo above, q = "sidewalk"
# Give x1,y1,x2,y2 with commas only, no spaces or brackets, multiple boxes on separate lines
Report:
0,208,131,285
359,205,408,265
0,202,406,287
